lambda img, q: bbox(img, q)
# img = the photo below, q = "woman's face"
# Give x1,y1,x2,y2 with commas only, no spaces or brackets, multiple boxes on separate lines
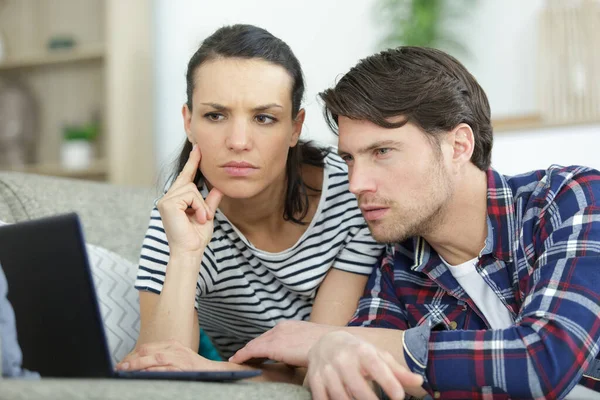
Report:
182,57,304,199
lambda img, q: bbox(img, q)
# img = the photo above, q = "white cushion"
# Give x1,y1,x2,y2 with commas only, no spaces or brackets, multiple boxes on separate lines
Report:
86,244,140,365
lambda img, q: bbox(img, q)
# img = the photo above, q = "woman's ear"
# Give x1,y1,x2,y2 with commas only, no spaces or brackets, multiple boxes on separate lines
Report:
290,109,305,147
182,103,194,144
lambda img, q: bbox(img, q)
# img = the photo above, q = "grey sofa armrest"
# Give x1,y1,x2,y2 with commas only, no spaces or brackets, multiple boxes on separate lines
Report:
0,379,312,400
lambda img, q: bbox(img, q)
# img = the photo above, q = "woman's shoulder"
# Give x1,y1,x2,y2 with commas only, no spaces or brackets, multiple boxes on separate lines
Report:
322,151,352,194
316,151,360,215
322,149,349,174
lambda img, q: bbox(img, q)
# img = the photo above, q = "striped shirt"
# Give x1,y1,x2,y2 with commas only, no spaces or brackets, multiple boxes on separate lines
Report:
135,152,384,358
348,166,600,399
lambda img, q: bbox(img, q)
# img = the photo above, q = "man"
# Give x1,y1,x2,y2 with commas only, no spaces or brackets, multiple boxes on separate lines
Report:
230,47,600,399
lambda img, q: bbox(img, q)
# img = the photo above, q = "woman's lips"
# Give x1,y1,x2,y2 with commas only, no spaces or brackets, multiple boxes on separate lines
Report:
221,162,258,177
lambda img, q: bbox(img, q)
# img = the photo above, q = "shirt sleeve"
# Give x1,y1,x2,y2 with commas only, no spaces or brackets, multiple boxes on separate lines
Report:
349,171,600,399
334,224,386,275
134,207,211,299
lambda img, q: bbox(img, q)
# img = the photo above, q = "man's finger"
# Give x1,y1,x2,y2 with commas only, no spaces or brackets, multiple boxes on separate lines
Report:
323,364,352,400
308,373,329,400
229,337,269,364
380,352,426,397
339,367,380,400
380,352,423,387
359,352,405,400
172,144,201,189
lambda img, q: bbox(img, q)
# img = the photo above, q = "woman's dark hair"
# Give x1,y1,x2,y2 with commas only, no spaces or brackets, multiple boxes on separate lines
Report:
172,24,328,224
319,46,493,170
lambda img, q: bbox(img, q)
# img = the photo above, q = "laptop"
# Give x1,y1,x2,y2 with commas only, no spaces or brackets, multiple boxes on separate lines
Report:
0,213,260,381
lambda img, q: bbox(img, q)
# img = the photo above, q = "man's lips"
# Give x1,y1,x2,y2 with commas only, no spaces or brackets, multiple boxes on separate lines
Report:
360,206,389,221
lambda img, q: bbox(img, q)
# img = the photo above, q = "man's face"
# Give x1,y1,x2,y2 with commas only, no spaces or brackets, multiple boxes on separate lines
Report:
337,117,454,243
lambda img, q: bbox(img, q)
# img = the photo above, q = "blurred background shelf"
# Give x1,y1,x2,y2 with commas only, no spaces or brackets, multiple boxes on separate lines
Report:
0,0,154,186
493,114,600,133
0,44,104,71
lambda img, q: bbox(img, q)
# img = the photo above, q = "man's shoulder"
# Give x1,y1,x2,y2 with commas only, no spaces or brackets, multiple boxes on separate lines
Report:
501,165,600,235
505,165,600,203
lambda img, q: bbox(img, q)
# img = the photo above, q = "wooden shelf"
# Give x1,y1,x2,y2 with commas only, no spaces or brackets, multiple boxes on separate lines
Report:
3,158,108,181
0,44,105,71
493,114,600,133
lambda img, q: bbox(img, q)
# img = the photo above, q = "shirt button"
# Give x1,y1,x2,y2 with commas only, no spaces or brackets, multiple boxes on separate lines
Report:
434,391,441,399
449,321,458,330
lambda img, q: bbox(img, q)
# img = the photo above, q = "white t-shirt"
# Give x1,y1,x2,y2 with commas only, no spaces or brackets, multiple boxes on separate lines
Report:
443,257,513,329
443,257,599,399
134,152,385,358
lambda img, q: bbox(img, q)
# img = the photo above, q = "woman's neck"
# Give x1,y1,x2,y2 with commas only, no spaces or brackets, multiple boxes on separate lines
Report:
217,174,288,236
214,163,324,251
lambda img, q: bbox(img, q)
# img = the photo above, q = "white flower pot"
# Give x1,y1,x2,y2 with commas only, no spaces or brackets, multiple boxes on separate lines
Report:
61,140,94,170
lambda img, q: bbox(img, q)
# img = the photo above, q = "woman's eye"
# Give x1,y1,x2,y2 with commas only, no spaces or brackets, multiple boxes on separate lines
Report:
255,114,276,124
205,113,224,122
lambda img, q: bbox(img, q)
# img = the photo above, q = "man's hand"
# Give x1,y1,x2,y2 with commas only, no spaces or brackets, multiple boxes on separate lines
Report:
229,321,338,367
116,340,221,372
306,331,425,400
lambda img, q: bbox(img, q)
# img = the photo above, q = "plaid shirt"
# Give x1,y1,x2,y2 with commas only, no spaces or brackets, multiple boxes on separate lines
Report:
348,166,600,399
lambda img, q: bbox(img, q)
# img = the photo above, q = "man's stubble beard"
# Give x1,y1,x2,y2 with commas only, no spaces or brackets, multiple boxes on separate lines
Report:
365,161,453,244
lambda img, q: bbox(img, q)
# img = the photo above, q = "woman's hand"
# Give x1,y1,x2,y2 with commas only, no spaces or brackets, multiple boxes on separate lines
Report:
157,144,223,257
116,340,221,372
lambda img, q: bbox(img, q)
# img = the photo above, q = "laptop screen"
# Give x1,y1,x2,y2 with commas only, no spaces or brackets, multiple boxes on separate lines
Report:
0,214,113,378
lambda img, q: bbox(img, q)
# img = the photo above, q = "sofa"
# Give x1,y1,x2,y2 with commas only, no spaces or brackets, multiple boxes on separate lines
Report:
0,171,311,399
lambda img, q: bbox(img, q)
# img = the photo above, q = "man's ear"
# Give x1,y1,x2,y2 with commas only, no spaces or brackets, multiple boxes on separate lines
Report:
290,109,305,147
450,123,475,167
182,104,194,144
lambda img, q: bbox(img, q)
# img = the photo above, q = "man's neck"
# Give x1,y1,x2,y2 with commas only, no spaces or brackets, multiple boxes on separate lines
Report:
425,166,489,266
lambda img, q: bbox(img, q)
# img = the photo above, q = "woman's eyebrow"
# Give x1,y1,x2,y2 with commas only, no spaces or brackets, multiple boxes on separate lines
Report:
200,102,228,111
252,103,284,112
199,103,283,112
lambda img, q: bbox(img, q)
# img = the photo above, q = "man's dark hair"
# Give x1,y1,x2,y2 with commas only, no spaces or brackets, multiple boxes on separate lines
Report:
320,46,493,170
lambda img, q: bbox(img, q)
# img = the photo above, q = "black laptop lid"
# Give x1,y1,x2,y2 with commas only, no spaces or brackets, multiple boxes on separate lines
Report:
0,213,113,378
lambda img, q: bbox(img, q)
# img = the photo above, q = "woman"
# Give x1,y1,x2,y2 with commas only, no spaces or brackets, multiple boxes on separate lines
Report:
117,24,383,374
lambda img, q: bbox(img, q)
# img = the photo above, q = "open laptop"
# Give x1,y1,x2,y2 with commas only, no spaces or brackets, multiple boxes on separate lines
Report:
0,213,260,381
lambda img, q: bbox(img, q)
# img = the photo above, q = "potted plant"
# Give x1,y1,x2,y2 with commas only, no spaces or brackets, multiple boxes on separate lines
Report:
374,0,476,54
61,121,99,170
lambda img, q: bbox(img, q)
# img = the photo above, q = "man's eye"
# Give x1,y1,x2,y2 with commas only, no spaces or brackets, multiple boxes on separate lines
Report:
376,148,391,156
341,155,353,164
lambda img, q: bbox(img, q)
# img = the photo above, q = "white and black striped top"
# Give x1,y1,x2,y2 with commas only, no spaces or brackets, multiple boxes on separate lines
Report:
134,152,385,358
